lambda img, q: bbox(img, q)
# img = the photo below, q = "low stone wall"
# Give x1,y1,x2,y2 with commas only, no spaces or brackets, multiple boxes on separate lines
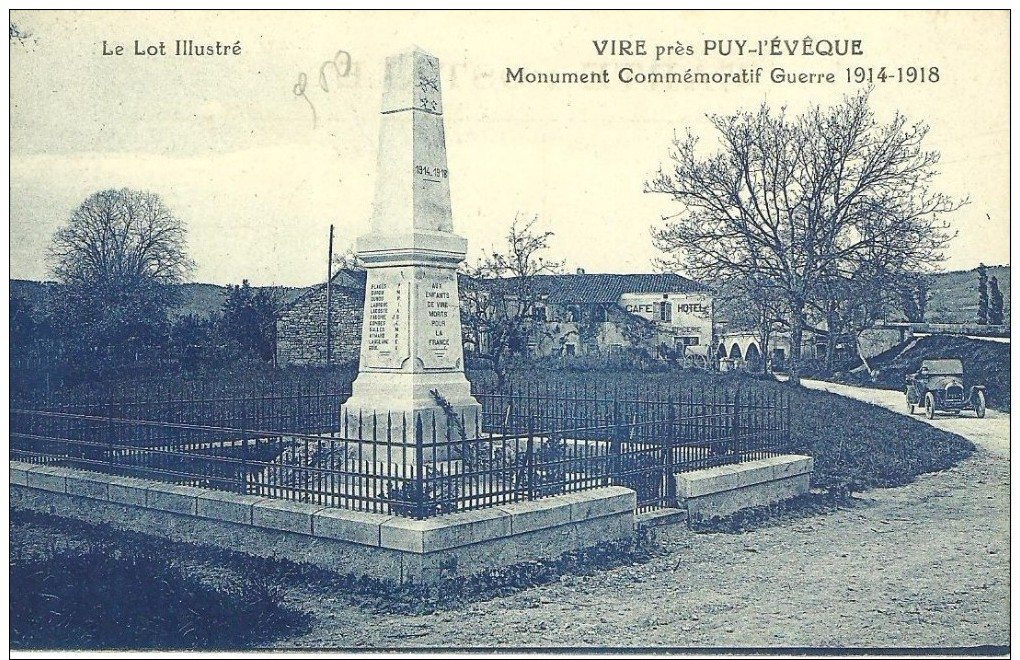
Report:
10,462,636,585
675,455,814,521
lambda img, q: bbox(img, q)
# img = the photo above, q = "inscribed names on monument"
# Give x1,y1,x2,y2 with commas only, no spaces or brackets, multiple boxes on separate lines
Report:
362,269,409,370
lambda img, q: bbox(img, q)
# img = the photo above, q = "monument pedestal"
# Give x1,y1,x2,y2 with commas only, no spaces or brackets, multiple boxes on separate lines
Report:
341,47,481,459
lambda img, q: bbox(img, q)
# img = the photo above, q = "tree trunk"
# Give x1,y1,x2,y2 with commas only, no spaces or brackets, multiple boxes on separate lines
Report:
759,332,771,374
493,351,507,392
788,318,804,386
825,330,837,372
824,310,839,372
854,333,875,378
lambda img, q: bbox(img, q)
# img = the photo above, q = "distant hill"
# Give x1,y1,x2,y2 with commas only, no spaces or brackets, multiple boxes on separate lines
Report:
925,265,1010,325
712,265,1010,329
10,279,312,320
10,279,55,314
174,283,231,319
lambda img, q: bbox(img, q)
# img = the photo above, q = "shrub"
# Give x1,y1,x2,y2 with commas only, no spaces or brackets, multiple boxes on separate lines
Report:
383,464,459,517
10,542,307,650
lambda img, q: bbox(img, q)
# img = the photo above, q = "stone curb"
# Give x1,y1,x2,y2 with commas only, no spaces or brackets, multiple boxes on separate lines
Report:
10,461,636,554
676,455,813,499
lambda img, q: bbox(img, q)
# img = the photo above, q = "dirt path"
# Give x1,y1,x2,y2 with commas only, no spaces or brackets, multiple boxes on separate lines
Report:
274,384,1010,651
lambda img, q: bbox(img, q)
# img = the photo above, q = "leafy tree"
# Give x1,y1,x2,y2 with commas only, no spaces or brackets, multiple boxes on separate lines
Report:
47,188,194,360
169,313,223,370
220,281,285,363
460,214,564,388
977,263,989,325
646,90,963,384
10,294,39,350
989,275,1004,325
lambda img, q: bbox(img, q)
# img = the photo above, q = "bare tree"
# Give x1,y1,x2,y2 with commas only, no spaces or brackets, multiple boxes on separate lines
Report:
331,243,364,272
646,89,963,384
48,188,194,350
715,274,788,371
460,214,564,388
811,257,905,374
896,272,933,323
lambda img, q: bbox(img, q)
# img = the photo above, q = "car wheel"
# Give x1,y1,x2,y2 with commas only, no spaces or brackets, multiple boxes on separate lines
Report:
974,390,986,418
925,393,936,420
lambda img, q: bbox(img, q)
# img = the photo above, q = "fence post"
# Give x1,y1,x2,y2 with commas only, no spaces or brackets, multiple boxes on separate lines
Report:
106,401,115,467
240,428,249,495
731,387,741,459
526,415,536,501
665,395,676,505
609,395,622,483
414,413,427,519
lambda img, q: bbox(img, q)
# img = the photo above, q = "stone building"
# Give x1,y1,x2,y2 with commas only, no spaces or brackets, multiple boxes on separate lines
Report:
276,268,366,367
482,271,714,359
276,268,715,367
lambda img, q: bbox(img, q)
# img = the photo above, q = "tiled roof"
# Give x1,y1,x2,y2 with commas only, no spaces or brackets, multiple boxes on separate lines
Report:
334,268,368,288
480,273,710,304
281,268,367,311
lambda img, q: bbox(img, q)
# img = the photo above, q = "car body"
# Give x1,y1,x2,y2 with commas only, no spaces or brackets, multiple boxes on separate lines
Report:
905,359,986,419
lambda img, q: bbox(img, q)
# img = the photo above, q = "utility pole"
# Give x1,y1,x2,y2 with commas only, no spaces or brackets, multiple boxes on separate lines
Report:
326,224,334,366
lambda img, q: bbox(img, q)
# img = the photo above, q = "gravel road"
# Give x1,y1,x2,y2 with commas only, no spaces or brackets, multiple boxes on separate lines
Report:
274,381,1010,652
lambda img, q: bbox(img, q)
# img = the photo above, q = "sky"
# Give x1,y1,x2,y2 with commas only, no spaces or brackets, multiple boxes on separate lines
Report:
8,9,1011,287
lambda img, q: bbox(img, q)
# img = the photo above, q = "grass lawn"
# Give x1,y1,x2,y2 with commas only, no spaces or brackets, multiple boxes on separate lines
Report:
488,365,976,493
10,511,311,650
9,509,657,648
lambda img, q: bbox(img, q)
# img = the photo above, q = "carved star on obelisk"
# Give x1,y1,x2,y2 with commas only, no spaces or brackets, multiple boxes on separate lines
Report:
415,57,440,112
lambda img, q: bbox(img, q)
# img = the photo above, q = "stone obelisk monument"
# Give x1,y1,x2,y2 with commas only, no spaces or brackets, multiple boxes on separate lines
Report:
341,47,481,444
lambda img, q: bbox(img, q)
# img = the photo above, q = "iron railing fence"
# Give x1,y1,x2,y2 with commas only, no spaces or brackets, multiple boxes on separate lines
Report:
10,383,791,516
11,375,352,432
480,383,790,468
13,387,345,443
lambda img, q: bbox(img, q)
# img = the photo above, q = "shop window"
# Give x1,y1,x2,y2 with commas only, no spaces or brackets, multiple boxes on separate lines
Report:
674,336,699,349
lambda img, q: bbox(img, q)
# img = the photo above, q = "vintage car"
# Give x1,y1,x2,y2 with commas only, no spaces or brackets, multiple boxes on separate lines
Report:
905,359,986,419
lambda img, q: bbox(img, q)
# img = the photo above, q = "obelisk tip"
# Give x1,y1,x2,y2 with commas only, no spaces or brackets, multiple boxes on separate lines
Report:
380,47,443,115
